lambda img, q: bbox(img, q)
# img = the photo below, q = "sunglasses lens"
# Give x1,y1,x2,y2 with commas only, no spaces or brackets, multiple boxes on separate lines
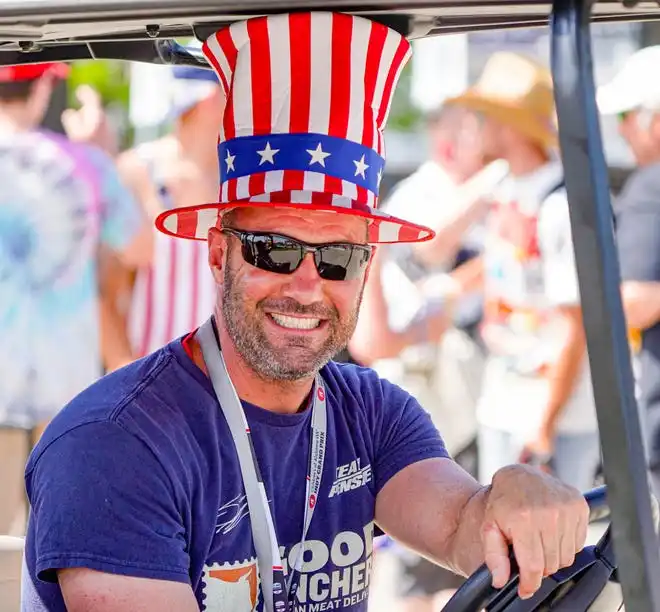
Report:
315,245,370,281
243,234,303,274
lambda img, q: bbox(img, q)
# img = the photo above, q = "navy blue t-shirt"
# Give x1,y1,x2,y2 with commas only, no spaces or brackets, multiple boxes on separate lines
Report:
22,338,448,611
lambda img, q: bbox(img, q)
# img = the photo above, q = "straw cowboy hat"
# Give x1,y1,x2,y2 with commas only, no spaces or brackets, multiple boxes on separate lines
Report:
446,51,558,150
156,12,435,244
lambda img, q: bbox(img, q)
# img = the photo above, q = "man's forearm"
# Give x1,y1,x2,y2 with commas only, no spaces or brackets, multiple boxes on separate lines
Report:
622,281,660,331
99,297,135,371
540,322,586,433
414,200,488,267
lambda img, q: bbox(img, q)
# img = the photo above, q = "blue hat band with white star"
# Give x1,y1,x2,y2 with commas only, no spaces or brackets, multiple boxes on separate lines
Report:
218,133,385,196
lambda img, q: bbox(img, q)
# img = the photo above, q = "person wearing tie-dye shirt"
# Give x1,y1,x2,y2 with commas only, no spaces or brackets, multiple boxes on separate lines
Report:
0,63,151,537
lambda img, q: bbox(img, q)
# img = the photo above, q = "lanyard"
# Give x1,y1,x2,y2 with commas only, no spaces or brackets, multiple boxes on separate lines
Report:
197,318,327,612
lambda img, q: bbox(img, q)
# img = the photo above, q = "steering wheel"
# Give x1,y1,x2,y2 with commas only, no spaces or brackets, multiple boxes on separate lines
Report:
442,486,617,612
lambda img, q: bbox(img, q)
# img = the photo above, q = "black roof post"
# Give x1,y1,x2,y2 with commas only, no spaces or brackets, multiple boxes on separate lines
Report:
551,0,660,609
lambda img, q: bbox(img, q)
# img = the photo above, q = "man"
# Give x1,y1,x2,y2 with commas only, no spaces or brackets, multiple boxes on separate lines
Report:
597,44,660,498
350,105,507,364
351,105,506,612
447,52,601,491
23,16,589,612
98,64,223,368
0,63,149,538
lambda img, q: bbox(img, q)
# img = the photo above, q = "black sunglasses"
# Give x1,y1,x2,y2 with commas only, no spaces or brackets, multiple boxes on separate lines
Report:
222,228,372,281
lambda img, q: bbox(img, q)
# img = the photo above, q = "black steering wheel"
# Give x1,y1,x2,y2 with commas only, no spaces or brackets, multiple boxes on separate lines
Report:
442,486,617,612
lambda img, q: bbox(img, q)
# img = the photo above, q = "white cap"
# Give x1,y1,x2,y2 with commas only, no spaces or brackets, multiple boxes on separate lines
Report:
597,45,660,115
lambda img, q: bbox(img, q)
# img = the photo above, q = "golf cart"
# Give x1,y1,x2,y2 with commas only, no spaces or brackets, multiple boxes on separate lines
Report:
2,0,660,610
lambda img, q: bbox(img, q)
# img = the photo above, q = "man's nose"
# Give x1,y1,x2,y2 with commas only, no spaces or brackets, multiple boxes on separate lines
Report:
280,253,324,304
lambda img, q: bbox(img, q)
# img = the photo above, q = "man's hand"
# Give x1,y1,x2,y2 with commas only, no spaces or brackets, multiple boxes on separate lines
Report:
62,85,118,156
519,427,554,472
482,464,589,599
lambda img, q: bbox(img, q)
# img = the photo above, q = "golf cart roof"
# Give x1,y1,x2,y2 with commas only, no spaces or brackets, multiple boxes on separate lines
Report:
1,0,660,66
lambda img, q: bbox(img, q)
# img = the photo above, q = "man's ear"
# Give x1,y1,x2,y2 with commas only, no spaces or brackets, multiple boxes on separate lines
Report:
208,226,227,284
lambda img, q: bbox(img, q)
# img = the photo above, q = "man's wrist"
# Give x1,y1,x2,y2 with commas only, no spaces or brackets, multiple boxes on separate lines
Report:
449,485,491,576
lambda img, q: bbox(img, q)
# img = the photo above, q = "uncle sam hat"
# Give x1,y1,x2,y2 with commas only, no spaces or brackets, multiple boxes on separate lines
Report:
156,12,435,244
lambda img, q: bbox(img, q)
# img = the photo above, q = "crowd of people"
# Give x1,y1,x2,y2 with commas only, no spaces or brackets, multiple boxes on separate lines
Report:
1,23,659,611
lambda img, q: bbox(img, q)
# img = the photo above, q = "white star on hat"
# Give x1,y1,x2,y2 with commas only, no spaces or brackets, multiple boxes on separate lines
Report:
353,154,369,179
307,143,331,167
225,150,236,172
257,141,280,165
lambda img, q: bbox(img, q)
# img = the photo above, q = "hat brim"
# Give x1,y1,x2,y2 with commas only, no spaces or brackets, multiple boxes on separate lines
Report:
446,91,558,149
596,81,640,115
155,200,435,244
168,80,219,121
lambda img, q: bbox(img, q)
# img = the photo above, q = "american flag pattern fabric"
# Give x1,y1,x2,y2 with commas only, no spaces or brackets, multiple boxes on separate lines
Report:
128,229,216,358
156,12,435,244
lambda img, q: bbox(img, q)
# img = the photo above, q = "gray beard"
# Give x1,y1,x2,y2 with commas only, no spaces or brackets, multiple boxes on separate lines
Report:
221,267,362,382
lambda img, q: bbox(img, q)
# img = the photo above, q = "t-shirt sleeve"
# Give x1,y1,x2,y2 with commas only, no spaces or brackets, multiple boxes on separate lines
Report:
615,170,660,283
371,376,450,494
538,191,581,306
87,147,145,253
26,420,190,584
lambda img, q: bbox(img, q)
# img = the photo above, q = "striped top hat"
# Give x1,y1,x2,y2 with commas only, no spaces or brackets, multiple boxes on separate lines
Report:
156,12,435,244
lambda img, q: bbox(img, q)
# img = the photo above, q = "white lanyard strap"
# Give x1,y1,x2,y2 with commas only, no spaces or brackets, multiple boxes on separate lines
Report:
197,318,326,612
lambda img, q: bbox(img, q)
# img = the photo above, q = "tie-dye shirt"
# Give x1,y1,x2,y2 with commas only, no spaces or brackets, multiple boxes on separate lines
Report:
0,129,143,428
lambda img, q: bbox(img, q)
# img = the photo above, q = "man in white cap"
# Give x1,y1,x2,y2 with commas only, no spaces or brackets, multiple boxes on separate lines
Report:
23,15,590,612
598,45,660,500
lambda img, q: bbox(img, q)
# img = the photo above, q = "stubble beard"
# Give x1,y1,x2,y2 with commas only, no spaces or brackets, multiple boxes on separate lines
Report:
221,269,363,382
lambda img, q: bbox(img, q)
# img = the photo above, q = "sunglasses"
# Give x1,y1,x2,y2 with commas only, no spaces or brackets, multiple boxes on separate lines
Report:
222,228,372,281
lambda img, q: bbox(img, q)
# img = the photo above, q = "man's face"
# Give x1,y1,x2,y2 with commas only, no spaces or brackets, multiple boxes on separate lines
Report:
617,109,660,166
451,111,488,178
208,206,370,382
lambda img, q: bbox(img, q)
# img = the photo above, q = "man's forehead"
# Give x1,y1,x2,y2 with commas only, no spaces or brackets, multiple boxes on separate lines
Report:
222,206,369,243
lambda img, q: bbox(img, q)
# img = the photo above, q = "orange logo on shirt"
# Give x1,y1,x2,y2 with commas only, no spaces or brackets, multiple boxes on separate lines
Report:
204,559,259,612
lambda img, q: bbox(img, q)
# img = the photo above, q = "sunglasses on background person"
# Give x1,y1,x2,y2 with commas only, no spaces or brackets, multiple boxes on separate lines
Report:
222,228,372,282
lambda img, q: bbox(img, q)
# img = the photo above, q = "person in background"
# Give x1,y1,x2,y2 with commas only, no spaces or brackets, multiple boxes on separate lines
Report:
351,104,506,612
0,63,150,536
597,45,660,499
103,64,224,367
448,51,600,491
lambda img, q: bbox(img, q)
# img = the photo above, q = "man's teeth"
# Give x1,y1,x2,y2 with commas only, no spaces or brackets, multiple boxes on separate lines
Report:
270,314,321,330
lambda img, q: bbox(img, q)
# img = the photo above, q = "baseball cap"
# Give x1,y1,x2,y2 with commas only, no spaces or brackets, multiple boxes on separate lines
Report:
597,46,660,115
169,65,220,118
0,62,70,83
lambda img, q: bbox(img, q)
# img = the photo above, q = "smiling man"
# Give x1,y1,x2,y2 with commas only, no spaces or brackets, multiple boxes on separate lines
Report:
23,13,589,612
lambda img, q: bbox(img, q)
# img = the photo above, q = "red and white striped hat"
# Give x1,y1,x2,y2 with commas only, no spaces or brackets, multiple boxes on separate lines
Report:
155,12,435,244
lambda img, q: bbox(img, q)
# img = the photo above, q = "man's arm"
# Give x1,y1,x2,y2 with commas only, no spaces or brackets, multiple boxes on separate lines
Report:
622,281,660,330
527,193,590,455
412,160,507,267
25,421,194,611
535,305,587,445
376,459,589,599
412,196,490,267
59,569,198,612
370,379,588,600
97,247,136,371
349,250,450,364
